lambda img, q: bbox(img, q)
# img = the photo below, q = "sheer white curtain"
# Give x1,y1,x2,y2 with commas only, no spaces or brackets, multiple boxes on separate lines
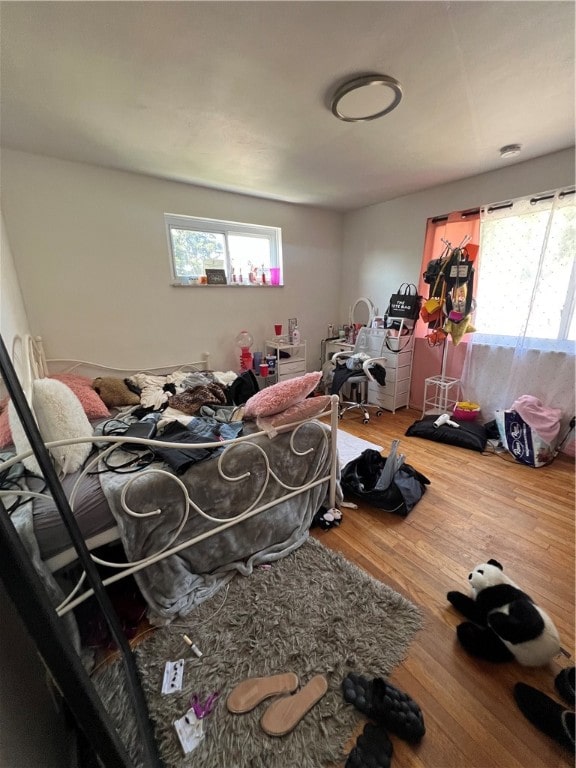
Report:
462,188,575,437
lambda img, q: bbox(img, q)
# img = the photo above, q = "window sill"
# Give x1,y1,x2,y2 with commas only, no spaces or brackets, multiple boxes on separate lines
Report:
473,333,575,354
171,281,283,288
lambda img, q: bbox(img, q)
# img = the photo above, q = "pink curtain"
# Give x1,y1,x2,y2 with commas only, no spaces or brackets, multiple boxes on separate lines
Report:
410,211,479,411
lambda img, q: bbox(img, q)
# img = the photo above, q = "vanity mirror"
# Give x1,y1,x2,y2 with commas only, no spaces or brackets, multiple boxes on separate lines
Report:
349,297,378,328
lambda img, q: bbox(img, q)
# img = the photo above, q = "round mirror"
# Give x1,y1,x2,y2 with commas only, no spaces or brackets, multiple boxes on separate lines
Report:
349,297,378,327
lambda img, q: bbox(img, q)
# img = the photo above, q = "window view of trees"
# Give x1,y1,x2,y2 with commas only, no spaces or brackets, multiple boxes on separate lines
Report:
166,215,281,285
170,229,225,277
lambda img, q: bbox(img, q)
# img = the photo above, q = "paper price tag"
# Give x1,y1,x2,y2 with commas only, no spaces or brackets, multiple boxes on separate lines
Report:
174,709,204,755
161,659,184,695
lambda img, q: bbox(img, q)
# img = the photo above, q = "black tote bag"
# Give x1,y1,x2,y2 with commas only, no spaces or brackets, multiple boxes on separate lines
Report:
386,283,421,320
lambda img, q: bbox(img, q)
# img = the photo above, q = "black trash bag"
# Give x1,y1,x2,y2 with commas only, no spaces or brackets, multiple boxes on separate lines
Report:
340,448,430,517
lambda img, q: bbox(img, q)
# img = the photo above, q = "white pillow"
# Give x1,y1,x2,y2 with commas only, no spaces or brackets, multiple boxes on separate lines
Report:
9,378,93,475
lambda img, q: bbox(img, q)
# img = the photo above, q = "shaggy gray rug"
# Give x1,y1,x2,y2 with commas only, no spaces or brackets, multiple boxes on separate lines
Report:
93,537,423,767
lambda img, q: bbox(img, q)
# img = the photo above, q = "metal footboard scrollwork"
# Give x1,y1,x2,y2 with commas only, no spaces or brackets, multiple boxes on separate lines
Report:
47,408,339,617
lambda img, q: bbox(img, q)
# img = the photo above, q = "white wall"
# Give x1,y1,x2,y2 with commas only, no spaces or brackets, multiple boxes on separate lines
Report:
3,148,573,372
0,217,69,767
340,148,575,321
1,149,343,371
0,211,31,365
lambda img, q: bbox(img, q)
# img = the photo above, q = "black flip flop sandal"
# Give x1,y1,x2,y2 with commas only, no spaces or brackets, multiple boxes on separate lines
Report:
345,722,393,768
342,673,426,743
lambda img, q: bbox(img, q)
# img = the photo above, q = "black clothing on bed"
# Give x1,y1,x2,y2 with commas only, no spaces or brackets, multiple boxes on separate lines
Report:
152,422,214,473
227,369,259,405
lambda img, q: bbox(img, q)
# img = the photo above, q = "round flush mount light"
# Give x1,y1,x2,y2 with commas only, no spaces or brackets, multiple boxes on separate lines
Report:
331,74,403,122
499,143,522,159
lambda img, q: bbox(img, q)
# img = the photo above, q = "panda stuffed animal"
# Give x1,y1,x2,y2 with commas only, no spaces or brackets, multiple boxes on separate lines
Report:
447,559,561,666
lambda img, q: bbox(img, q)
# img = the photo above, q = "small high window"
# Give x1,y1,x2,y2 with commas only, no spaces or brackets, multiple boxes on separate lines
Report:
165,214,282,286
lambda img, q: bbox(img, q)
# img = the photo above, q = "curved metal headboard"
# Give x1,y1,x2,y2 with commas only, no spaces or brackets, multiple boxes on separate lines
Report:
10,334,48,404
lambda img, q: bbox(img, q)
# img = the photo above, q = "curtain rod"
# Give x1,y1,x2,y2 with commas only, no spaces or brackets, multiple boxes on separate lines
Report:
431,207,480,224
486,186,575,214
431,186,574,223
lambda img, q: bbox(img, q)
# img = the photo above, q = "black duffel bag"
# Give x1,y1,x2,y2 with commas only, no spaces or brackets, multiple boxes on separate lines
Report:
340,448,430,517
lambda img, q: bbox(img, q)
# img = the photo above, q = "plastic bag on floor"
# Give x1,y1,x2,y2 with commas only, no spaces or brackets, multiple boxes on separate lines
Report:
495,409,557,467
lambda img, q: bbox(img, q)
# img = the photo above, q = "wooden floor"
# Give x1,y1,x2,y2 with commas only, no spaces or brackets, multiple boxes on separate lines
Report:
314,407,575,768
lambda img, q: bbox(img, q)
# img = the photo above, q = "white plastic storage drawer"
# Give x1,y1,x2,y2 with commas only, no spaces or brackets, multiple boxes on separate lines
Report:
370,390,409,411
381,334,414,353
382,350,412,371
382,364,411,383
369,378,409,401
279,360,306,375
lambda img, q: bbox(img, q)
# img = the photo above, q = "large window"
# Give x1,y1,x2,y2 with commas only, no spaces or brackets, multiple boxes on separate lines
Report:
165,214,282,286
474,190,575,351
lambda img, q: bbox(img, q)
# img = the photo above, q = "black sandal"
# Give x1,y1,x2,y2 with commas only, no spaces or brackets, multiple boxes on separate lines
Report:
342,673,426,743
514,682,575,754
345,722,393,768
555,667,575,707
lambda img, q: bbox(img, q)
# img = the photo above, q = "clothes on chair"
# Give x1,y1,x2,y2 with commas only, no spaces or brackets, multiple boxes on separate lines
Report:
370,364,387,386
330,362,386,395
330,364,364,395
326,327,389,421
345,353,371,370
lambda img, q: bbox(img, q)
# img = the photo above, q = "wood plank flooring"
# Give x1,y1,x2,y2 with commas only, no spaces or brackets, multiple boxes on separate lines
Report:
314,407,575,768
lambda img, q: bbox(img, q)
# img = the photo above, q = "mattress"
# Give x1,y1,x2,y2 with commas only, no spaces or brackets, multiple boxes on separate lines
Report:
32,471,114,562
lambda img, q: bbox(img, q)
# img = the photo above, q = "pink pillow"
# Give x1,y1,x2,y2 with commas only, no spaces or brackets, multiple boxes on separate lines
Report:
0,397,12,448
256,395,331,433
0,376,110,449
243,372,322,419
50,374,110,420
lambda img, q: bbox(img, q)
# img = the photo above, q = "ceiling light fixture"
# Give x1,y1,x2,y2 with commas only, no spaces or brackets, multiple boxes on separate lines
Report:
499,143,522,159
331,74,403,122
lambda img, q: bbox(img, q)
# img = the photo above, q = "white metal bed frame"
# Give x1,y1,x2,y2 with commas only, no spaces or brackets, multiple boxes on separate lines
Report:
1,334,340,618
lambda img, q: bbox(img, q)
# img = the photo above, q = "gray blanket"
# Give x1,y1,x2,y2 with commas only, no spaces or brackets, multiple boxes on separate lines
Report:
98,421,339,622
0,451,82,652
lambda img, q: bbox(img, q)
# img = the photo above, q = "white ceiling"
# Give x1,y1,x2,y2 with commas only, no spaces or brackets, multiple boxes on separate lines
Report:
1,1,574,211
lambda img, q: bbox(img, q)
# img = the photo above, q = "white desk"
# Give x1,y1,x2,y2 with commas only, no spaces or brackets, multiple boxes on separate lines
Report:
324,339,354,363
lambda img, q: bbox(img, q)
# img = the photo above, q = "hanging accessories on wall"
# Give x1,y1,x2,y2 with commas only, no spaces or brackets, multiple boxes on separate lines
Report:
425,328,448,348
421,236,477,346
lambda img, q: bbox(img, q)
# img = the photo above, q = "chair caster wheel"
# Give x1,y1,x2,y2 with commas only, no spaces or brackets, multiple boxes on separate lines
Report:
376,410,383,417
362,418,370,424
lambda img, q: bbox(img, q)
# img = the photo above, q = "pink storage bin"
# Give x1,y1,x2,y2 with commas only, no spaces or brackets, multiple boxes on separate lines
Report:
453,402,481,421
